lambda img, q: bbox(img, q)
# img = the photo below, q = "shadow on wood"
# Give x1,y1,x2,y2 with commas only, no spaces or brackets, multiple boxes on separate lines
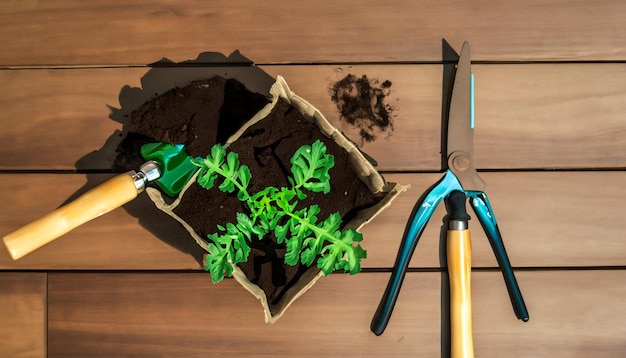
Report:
63,51,276,266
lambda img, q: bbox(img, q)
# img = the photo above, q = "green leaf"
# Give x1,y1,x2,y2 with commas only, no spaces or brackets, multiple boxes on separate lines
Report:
203,218,254,283
346,243,367,274
317,245,343,275
320,212,342,233
282,216,308,264
312,228,366,276
223,222,247,264
284,235,303,266
217,152,240,193
290,140,334,194
195,145,251,202
339,228,363,244
236,165,252,200
289,206,319,242
275,222,290,244
274,187,298,212
205,241,232,283
211,143,227,163
195,145,227,190
197,169,218,190
235,212,254,239
249,187,277,214
227,150,239,173
300,238,318,266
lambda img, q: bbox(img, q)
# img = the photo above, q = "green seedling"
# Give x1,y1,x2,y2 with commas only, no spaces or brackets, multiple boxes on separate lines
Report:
193,140,367,283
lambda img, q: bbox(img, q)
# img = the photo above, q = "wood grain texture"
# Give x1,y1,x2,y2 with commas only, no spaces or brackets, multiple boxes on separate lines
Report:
46,270,626,357
2,64,626,171
2,1,626,66
2,172,626,269
472,64,626,169
1,2,626,356
0,273,46,358
0,67,146,171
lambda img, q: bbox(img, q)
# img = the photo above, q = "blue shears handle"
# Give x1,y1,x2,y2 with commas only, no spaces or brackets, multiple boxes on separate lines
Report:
466,191,529,322
371,171,529,336
371,170,462,336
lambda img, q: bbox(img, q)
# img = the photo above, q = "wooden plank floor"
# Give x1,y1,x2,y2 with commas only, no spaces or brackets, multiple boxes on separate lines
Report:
0,273,46,357
1,1,625,357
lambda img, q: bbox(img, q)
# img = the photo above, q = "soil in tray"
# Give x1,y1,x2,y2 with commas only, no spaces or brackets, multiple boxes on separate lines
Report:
114,76,381,309
114,76,270,170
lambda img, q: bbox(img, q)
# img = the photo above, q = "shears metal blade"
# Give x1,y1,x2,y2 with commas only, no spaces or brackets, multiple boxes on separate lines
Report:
447,42,485,192
448,42,474,158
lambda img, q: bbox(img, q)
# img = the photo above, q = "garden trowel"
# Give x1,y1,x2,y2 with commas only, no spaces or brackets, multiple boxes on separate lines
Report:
3,142,197,260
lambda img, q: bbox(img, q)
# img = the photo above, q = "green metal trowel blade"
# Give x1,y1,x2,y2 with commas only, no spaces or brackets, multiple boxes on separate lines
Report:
140,142,198,197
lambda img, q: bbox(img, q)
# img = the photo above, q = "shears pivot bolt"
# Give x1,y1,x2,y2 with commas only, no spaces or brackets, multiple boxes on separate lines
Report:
451,152,471,172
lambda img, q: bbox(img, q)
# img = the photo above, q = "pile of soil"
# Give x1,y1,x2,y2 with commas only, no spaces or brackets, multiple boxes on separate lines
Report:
330,74,395,143
114,76,381,308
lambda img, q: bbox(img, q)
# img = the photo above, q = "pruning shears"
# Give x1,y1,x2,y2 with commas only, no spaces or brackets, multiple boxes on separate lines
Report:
371,42,529,338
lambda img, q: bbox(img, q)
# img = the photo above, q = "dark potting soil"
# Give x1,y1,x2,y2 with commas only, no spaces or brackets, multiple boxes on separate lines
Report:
330,74,395,143
114,76,271,171
114,76,381,309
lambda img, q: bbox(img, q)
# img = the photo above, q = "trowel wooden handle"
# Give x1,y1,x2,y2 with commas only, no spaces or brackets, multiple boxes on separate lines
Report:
3,173,139,260
448,228,474,358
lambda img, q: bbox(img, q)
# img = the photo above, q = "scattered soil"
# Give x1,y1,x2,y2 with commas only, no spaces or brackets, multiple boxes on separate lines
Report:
330,74,395,143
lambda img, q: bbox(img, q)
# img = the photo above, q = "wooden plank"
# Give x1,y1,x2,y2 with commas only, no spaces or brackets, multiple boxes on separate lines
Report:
0,67,150,171
2,1,626,66
472,64,626,169
46,270,626,357
2,172,626,269
2,64,626,171
0,65,441,171
0,272,46,358
269,63,626,170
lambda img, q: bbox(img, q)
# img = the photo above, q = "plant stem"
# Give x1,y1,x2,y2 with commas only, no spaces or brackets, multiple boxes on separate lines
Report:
200,157,251,201
283,209,352,252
